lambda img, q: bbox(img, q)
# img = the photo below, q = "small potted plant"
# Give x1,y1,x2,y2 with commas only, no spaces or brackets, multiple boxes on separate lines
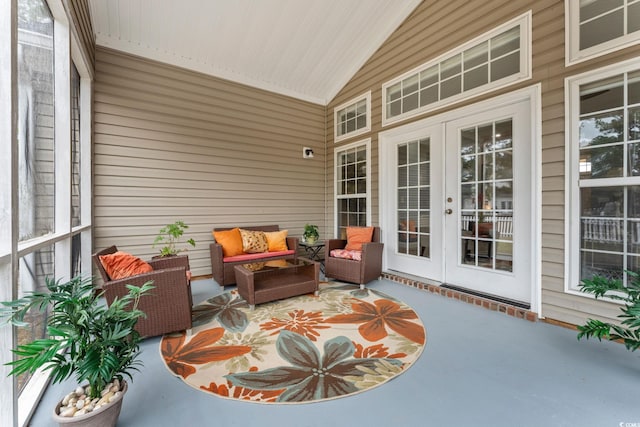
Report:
153,220,196,257
1,275,153,426
303,224,320,244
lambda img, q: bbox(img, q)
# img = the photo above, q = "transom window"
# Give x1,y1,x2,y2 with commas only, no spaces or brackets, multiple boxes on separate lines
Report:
334,92,371,142
335,140,371,238
382,12,531,126
566,0,640,65
567,60,640,290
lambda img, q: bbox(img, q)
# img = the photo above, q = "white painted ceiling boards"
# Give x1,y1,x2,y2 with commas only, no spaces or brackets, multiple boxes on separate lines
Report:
88,0,422,104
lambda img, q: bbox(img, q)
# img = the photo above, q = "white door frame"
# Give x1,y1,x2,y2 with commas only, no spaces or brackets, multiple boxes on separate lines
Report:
379,85,542,314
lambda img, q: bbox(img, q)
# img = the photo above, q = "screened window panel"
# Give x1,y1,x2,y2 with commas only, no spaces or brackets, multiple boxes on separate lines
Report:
18,0,54,241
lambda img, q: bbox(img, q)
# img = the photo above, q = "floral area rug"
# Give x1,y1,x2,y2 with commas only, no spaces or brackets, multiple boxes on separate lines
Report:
160,282,426,404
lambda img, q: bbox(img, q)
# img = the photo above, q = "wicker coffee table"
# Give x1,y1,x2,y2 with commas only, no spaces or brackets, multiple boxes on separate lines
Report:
234,258,320,309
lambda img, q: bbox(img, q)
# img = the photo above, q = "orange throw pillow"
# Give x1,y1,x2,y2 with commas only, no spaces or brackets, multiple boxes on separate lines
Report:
213,228,244,257
263,230,289,252
99,251,153,280
344,226,374,251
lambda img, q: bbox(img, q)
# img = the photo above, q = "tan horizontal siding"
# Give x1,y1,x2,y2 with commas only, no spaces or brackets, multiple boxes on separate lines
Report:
93,48,325,276
327,0,640,325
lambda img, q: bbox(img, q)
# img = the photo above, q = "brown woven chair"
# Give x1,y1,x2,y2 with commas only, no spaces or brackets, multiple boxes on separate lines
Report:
324,227,384,289
93,246,193,338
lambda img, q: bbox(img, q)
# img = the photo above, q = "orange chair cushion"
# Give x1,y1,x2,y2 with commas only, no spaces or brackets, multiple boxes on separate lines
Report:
263,230,289,252
99,251,153,280
213,228,244,257
344,226,374,251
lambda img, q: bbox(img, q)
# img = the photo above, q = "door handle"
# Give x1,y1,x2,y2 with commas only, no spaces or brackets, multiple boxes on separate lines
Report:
445,209,453,215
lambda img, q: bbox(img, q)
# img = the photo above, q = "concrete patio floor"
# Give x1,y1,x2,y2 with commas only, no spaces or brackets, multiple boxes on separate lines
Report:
28,277,640,427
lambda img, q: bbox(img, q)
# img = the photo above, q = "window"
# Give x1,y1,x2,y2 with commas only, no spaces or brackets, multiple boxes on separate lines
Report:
0,0,93,425
334,92,371,142
335,140,371,238
382,12,531,126
566,0,640,65
566,59,640,291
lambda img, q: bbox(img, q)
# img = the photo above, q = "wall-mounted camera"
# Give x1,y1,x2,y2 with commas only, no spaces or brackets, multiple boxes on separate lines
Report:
303,147,314,159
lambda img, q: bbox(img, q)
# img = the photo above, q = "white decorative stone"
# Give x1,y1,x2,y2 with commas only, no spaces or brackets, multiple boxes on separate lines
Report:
97,391,114,407
61,392,75,406
59,407,77,418
74,385,85,395
75,399,85,410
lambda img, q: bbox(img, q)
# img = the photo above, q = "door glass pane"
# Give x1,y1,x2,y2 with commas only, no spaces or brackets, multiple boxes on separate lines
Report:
459,120,513,272
18,0,54,241
397,138,430,258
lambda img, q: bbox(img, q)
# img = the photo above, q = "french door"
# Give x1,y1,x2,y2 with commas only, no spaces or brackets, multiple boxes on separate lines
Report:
443,100,532,303
382,97,533,304
383,125,444,280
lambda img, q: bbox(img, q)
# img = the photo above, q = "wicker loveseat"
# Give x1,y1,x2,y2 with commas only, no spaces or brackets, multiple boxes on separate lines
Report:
210,225,298,287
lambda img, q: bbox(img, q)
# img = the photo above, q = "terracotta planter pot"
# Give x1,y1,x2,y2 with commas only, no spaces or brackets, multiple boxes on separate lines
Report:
52,381,127,427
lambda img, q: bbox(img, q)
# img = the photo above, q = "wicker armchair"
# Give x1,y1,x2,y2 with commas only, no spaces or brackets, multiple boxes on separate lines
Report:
324,227,383,289
93,246,193,338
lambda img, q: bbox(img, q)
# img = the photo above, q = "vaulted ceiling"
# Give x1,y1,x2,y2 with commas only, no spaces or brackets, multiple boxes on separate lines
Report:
88,0,422,105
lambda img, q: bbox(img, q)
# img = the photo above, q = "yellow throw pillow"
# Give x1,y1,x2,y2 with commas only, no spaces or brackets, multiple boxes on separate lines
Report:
263,230,289,252
239,229,269,253
213,228,244,257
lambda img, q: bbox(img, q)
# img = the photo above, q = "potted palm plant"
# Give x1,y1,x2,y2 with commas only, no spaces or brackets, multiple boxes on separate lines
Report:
1,275,153,426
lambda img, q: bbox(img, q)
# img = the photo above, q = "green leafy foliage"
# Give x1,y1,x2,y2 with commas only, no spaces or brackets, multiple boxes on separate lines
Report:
303,224,319,241
1,276,153,398
577,271,640,352
153,220,196,257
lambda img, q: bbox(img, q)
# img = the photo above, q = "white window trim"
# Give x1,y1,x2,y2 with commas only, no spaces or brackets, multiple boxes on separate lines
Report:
565,0,640,67
334,91,371,143
564,56,640,298
0,0,16,426
382,11,532,127
334,138,372,237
